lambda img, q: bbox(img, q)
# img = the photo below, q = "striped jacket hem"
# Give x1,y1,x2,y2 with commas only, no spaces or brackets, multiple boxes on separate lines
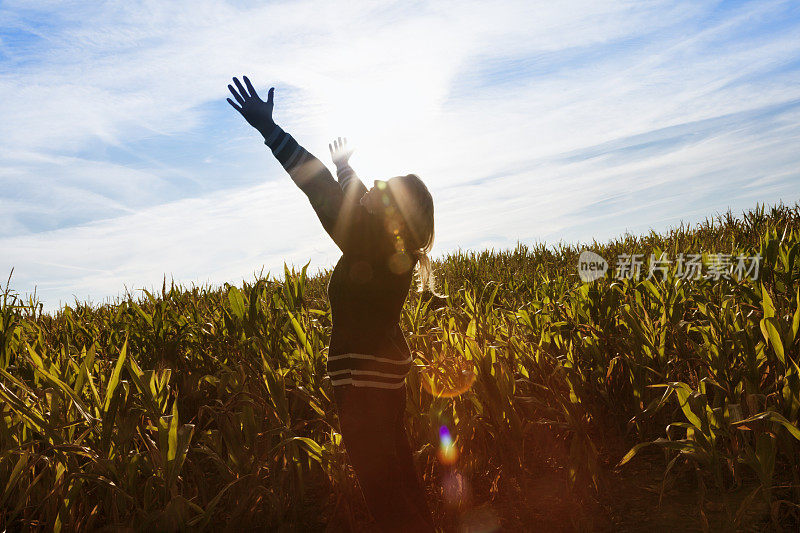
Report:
326,352,412,389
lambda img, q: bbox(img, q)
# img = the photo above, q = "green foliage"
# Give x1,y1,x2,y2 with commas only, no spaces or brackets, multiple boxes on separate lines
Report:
1,202,800,530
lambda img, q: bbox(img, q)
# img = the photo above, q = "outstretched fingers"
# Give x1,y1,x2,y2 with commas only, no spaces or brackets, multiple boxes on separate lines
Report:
228,83,245,105
233,77,250,100
242,76,260,100
227,98,243,113
329,137,354,164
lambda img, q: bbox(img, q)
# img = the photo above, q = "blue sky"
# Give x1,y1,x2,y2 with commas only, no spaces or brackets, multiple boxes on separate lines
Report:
1,0,799,311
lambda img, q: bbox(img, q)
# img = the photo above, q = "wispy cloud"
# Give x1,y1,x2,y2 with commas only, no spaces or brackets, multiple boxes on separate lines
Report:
1,0,799,311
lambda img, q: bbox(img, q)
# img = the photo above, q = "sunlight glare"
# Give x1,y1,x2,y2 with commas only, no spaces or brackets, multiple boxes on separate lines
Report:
318,60,445,177
421,356,477,398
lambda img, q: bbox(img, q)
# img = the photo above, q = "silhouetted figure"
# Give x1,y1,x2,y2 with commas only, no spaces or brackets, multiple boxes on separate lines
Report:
227,76,437,532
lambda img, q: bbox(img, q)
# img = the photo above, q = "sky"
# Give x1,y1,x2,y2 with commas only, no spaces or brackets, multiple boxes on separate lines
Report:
1,0,799,312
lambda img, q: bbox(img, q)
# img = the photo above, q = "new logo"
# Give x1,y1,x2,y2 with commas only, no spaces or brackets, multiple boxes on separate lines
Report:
578,250,608,282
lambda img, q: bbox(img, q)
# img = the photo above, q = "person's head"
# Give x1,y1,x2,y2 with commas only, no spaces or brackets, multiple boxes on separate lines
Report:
360,174,437,292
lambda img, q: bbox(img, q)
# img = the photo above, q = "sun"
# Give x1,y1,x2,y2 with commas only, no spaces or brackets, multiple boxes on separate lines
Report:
313,64,445,178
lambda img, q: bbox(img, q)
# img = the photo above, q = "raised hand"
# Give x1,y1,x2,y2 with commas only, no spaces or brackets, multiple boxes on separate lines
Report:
329,137,354,167
227,76,275,134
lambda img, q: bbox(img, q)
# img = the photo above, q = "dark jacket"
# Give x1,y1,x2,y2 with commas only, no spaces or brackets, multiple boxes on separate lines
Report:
264,125,415,388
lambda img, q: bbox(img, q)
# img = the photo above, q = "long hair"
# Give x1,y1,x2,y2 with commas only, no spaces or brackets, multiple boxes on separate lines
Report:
390,174,439,294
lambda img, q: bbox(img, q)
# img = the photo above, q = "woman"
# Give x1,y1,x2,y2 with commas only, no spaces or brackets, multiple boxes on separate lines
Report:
227,76,436,532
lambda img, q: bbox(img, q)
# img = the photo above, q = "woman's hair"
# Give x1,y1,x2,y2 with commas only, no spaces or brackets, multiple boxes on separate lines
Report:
389,174,439,293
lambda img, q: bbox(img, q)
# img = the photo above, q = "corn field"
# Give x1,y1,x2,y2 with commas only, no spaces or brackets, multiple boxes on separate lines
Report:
1,202,800,531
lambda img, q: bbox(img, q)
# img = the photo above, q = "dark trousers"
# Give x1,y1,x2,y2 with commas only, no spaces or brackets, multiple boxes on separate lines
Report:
333,383,435,532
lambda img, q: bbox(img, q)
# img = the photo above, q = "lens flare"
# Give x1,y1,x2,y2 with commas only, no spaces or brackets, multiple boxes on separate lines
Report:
441,471,470,508
437,425,458,465
421,357,477,398
458,505,500,533
388,252,412,274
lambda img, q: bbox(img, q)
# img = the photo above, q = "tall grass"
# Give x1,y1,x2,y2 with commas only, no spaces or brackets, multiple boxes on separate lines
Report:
1,202,799,530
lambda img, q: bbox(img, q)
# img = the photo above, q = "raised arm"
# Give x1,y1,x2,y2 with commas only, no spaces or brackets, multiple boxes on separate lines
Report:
329,137,368,199
226,76,370,256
